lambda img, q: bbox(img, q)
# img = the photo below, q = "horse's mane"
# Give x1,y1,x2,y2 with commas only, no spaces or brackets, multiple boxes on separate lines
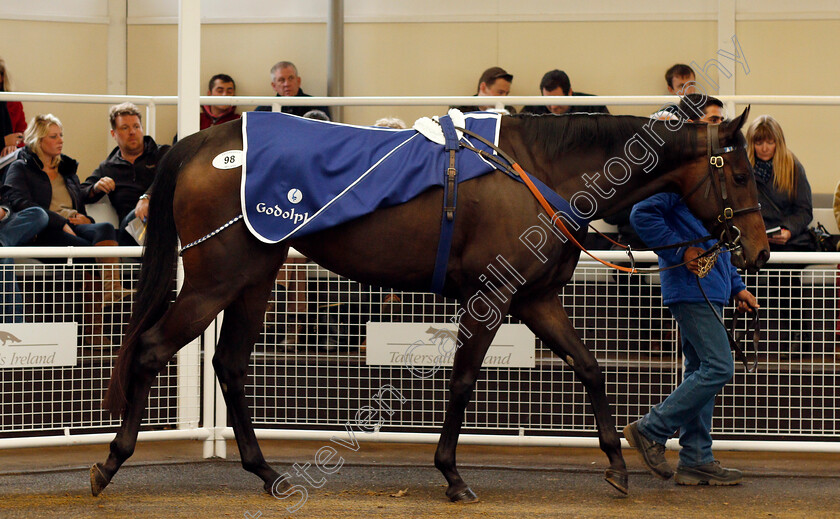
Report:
511,113,699,167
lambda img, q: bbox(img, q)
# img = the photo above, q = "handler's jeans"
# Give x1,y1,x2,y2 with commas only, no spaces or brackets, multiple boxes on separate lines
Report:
637,301,734,468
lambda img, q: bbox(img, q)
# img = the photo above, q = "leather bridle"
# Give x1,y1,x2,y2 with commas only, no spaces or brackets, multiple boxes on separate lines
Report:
678,124,763,264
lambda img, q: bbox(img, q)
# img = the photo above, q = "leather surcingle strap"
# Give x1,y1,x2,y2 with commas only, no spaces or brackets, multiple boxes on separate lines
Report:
431,115,462,294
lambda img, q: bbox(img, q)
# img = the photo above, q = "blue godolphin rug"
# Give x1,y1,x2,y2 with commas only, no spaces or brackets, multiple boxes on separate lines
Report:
240,110,502,243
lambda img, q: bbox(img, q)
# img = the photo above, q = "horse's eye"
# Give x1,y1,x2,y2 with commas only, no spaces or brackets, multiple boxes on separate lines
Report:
733,174,749,186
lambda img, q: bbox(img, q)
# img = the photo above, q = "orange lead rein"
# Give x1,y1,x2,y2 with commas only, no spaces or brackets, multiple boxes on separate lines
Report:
512,163,638,274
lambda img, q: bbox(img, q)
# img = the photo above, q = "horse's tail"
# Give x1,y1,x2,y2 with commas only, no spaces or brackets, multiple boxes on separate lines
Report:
103,136,202,416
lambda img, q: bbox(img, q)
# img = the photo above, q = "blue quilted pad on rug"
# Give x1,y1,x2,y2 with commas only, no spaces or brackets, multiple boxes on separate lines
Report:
241,111,502,243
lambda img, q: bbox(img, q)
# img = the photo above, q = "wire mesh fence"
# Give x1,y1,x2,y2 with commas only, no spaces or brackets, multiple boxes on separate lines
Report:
1,257,837,445
0,260,190,437
251,261,840,441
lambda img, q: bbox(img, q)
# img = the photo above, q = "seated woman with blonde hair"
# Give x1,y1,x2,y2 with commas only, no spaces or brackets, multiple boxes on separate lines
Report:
746,114,813,251
746,114,813,354
2,114,132,305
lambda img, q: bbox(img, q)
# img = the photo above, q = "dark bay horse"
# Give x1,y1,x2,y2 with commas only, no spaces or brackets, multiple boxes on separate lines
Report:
91,108,769,501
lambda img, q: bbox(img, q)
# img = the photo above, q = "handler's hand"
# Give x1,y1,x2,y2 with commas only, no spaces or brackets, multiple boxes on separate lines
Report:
135,198,149,223
94,176,116,194
62,223,77,236
734,289,759,313
683,246,705,275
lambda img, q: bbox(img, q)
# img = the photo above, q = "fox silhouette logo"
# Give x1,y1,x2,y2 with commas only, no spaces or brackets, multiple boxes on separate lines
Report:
0,331,22,346
425,327,457,344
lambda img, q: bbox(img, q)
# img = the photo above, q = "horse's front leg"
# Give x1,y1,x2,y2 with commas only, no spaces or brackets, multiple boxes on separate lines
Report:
434,297,507,503
511,293,629,495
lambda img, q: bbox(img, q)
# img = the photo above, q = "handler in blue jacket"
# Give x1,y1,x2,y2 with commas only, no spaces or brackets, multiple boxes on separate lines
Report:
623,192,758,486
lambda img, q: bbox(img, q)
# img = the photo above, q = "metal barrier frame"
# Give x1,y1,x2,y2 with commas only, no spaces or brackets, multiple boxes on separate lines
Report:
0,91,838,457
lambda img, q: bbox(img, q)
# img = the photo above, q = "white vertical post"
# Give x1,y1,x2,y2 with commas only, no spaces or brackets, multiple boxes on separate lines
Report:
717,0,737,117
177,0,201,140
327,0,344,122
202,312,219,458
146,101,156,141
106,0,127,152
214,315,227,458
176,0,203,443
106,0,127,96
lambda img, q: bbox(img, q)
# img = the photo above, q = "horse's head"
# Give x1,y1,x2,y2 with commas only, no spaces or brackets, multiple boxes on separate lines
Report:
679,107,770,272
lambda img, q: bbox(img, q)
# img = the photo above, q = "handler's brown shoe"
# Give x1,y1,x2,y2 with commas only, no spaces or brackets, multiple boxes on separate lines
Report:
623,420,674,479
675,461,742,486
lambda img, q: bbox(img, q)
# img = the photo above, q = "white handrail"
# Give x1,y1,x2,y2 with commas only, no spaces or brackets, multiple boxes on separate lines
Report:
2,91,839,107
0,246,835,264
0,246,307,259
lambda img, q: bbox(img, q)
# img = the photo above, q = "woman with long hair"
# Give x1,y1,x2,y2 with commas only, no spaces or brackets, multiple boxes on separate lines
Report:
746,115,813,251
746,115,813,355
2,114,132,343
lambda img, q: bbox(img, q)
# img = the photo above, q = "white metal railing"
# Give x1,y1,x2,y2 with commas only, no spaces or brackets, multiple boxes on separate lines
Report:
6,90,837,145
0,248,838,454
243,255,840,454
0,89,839,455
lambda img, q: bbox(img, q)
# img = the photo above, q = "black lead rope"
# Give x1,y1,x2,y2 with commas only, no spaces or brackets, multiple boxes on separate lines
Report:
695,276,760,373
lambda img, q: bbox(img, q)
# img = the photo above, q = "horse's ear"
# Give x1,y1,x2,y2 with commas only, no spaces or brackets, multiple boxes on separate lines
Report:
723,105,750,138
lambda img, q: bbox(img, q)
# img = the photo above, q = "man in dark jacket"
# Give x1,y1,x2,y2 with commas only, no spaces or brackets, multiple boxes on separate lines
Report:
81,103,170,245
521,69,609,115
623,193,757,486
255,61,331,119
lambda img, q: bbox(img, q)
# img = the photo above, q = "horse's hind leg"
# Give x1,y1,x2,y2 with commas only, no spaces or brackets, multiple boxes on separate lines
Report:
212,277,288,494
91,283,235,496
510,294,629,495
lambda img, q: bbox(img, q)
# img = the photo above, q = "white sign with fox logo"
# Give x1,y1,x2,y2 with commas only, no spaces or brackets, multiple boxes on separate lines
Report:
365,323,535,368
0,323,77,368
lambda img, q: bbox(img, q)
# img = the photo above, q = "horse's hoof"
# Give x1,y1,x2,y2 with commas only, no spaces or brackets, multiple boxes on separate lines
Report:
605,468,629,495
266,476,291,496
90,463,110,497
449,487,480,503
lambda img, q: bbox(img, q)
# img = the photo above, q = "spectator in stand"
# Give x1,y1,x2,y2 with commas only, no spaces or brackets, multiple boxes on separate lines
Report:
3,114,132,342
666,64,697,96
651,64,698,120
747,115,813,251
255,62,331,119
373,117,407,129
0,58,26,157
201,74,240,130
81,103,170,245
453,67,517,114
0,200,48,323
747,114,813,354
678,94,724,125
302,109,329,121
522,69,609,115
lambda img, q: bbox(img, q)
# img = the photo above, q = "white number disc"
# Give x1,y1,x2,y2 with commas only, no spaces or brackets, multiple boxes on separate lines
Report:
212,150,243,170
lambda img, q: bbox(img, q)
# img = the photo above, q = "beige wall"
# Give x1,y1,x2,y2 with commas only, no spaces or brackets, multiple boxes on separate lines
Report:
1,17,838,195
0,20,109,179
735,20,840,196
